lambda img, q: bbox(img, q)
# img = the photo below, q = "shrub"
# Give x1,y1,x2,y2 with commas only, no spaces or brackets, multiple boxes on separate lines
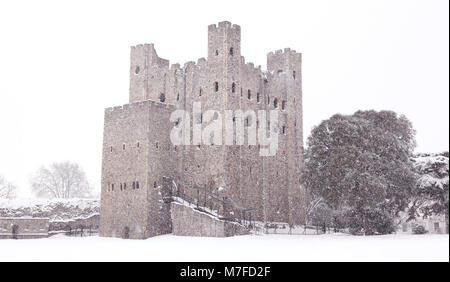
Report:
412,225,428,234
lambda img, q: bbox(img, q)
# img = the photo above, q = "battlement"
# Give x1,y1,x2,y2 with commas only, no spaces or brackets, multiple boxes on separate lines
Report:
267,48,299,57
208,21,241,32
105,99,176,114
131,43,170,68
267,48,302,73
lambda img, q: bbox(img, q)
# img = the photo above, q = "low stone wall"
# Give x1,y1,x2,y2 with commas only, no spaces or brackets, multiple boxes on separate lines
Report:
170,202,249,237
0,217,49,239
50,214,100,233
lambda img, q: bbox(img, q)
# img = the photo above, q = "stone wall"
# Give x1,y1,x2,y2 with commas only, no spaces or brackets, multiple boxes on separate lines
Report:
170,202,249,237
0,217,49,239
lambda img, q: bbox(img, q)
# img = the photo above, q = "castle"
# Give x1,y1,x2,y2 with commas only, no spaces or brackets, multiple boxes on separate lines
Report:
100,21,305,239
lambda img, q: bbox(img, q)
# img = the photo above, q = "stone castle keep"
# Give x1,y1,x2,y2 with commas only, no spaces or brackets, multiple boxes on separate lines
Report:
100,21,305,239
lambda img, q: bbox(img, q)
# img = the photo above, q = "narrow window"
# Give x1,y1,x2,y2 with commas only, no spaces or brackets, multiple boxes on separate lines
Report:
199,88,202,96
177,92,180,101
245,116,252,127
136,182,139,189
159,93,165,102
123,183,126,190
135,66,140,75
247,89,251,100
110,146,113,152
214,82,219,92
215,50,219,56
282,126,286,135
293,70,296,79
229,47,234,56
122,144,126,151
257,92,260,103
137,142,140,148
120,183,123,191
156,142,159,149
274,98,278,109
282,100,286,110
267,96,270,105
196,113,202,124
132,182,135,189
111,184,114,191
154,181,157,188
231,82,236,93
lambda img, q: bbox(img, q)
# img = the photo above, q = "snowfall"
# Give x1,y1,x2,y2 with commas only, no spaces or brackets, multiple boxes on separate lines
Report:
0,233,448,262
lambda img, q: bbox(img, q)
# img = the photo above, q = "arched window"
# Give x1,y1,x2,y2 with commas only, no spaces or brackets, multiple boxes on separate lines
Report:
159,93,166,102
214,82,219,92
231,82,236,93
229,47,234,56
274,98,278,108
134,66,140,75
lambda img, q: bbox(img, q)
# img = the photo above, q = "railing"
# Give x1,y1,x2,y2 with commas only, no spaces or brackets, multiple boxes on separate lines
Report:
162,177,254,229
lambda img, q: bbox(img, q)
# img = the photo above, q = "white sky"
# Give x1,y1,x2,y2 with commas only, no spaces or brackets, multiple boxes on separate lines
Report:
0,0,448,197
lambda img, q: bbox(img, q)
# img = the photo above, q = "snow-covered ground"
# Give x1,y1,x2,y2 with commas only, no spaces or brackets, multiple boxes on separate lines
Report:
0,233,448,262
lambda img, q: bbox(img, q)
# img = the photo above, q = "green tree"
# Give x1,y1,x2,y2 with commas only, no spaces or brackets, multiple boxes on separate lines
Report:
303,110,416,235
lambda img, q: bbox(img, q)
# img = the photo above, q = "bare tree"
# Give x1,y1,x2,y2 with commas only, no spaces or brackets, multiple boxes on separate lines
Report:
30,161,92,198
0,175,18,199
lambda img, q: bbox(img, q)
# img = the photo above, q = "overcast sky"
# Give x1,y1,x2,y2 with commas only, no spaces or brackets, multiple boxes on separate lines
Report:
0,0,448,197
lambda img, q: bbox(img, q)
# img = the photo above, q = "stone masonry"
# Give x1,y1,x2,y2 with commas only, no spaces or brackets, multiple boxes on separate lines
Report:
100,21,305,239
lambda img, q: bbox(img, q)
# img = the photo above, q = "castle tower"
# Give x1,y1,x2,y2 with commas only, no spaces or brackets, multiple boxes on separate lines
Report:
100,21,306,239
266,49,304,225
129,44,170,103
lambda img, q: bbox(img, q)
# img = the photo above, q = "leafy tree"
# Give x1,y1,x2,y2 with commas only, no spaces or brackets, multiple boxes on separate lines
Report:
30,161,92,198
0,175,17,199
303,110,416,234
409,152,449,233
